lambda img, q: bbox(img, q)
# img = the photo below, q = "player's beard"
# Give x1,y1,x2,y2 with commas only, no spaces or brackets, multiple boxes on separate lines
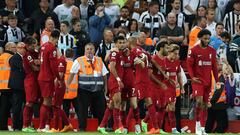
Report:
200,40,208,48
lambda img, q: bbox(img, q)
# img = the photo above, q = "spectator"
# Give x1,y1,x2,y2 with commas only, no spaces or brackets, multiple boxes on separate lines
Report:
188,16,207,49
209,22,225,50
206,8,217,36
158,12,184,46
207,0,222,22
124,0,148,20
218,0,230,16
58,21,75,55
69,18,90,58
30,0,59,37
0,13,7,48
8,42,26,131
170,0,189,39
96,28,114,65
183,0,199,29
67,43,108,131
89,3,111,46
79,0,95,21
40,18,55,46
223,0,240,36
0,0,25,28
114,6,129,33
197,5,207,17
54,0,77,24
3,14,25,45
139,1,165,40
114,6,130,29
103,0,120,27
229,20,240,72
0,42,15,130
71,6,88,32
126,19,139,39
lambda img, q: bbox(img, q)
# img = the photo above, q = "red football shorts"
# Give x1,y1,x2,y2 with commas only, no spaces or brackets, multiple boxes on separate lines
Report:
39,80,55,98
151,82,166,108
192,83,211,103
24,77,40,103
121,87,137,101
109,86,121,99
52,83,66,106
135,82,152,100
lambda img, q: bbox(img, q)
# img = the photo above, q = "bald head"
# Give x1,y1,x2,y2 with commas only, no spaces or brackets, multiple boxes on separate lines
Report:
138,32,146,45
5,42,16,52
45,18,55,31
167,12,176,25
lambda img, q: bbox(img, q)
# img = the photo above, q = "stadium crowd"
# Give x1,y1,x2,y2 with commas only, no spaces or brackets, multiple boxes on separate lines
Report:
0,0,240,134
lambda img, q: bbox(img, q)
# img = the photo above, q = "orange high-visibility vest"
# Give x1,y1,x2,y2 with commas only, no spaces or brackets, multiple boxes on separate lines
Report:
40,29,51,46
188,26,202,49
210,73,227,103
0,53,13,90
64,59,78,99
145,38,156,46
77,56,104,92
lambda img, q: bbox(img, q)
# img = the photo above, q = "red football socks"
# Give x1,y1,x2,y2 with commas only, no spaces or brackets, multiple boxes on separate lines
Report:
168,111,176,128
39,104,50,129
23,105,33,127
133,107,140,124
200,109,207,126
113,108,123,129
99,107,112,127
195,106,201,121
147,104,158,129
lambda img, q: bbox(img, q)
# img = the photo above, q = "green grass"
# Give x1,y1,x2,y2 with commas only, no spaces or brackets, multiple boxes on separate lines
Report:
0,131,237,135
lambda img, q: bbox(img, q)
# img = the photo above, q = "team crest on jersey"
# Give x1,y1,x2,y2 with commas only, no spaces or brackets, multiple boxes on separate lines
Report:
27,56,33,62
112,52,116,57
53,50,57,57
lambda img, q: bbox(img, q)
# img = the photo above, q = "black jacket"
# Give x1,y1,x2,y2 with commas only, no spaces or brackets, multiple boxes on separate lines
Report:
210,75,228,110
8,53,25,90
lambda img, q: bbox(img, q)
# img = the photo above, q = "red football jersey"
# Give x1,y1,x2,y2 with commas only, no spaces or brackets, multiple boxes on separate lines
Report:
164,57,180,88
38,42,59,81
131,46,151,84
187,45,218,85
108,51,124,90
23,51,39,78
122,52,134,88
151,54,165,81
57,56,67,81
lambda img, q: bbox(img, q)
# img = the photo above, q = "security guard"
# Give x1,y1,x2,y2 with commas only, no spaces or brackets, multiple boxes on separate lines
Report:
205,63,230,133
67,43,108,131
62,48,81,129
0,42,15,130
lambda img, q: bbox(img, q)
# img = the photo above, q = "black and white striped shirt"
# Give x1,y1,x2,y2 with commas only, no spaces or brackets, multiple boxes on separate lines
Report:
4,26,25,43
223,11,240,36
139,11,166,38
58,33,75,55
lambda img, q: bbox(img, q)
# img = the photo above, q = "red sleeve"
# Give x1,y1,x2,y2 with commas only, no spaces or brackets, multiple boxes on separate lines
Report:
211,49,219,82
49,47,60,79
109,51,118,62
187,49,195,79
177,61,181,73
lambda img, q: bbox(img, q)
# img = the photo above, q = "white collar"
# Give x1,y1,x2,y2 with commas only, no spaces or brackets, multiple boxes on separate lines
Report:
17,52,23,58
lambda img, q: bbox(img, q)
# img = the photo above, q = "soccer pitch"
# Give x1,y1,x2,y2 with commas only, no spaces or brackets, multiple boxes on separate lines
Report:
0,132,237,135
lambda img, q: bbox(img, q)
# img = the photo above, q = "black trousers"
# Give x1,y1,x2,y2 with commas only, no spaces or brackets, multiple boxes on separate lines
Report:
0,90,12,130
62,97,81,127
175,96,181,132
205,108,228,133
78,90,105,131
12,89,25,130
